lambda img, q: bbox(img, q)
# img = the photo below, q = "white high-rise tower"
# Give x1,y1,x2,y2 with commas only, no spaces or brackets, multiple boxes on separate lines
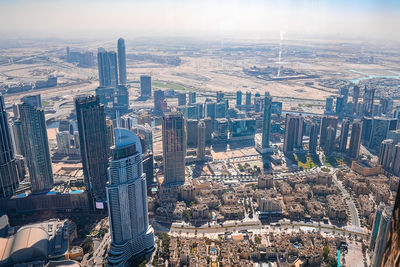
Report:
107,128,155,266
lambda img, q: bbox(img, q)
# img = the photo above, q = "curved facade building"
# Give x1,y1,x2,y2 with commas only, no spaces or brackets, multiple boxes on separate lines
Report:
0,94,19,197
107,129,154,266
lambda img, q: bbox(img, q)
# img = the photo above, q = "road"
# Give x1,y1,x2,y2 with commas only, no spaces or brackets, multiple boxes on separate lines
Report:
152,219,368,240
318,152,361,230
332,170,361,230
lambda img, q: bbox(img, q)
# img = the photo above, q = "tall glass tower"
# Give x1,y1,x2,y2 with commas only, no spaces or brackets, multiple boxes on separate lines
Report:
75,95,109,203
262,93,272,149
257,92,273,154
107,128,155,266
0,94,19,197
18,94,53,193
97,50,118,88
117,38,127,85
162,112,186,185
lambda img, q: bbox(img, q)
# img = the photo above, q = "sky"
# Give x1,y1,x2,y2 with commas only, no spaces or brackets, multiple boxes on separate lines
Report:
0,0,399,42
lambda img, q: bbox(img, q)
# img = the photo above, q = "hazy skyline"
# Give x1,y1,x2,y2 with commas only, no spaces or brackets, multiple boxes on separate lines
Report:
0,0,399,42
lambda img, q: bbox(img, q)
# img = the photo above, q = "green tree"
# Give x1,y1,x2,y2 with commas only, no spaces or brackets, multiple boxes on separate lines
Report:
183,209,191,222
82,237,93,254
138,260,147,267
323,245,330,259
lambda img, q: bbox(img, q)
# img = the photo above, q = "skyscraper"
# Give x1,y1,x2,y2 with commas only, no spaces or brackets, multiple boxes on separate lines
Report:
114,85,129,114
363,86,375,116
11,120,24,156
186,119,198,147
378,139,395,170
203,117,213,145
325,126,336,155
320,116,338,149
309,122,319,155
178,93,187,106
0,94,19,198
197,120,206,160
339,119,350,152
245,91,252,106
188,91,196,104
154,90,165,113
392,144,400,176
162,112,186,185
370,203,385,251
325,97,334,114
75,95,109,203
260,93,272,153
117,38,127,85
371,207,392,267
98,50,118,88
340,87,349,104
353,85,360,112
283,114,304,154
107,129,155,265
336,96,345,115
236,91,242,106
347,120,363,159
369,117,397,151
216,91,224,102
140,75,152,98
18,95,53,193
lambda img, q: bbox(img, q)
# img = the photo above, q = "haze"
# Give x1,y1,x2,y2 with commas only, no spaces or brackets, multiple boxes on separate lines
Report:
0,0,399,42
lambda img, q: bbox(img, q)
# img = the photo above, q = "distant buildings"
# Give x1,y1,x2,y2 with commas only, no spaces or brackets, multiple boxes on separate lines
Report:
162,112,186,185
245,91,251,106
66,46,94,67
178,92,187,106
325,97,334,114
230,118,256,141
213,118,229,144
188,92,196,104
117,38,127,85
216,91,224,102
34,76,57,89
75,95,109,203
107,129,155,265
236,91,242,106
18,94,53,193
140,75,152,97
95,40,130,117
0,94,19,197
283,114,303,154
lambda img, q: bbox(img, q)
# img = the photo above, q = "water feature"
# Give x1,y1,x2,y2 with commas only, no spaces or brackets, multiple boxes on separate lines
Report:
348,69,400,84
